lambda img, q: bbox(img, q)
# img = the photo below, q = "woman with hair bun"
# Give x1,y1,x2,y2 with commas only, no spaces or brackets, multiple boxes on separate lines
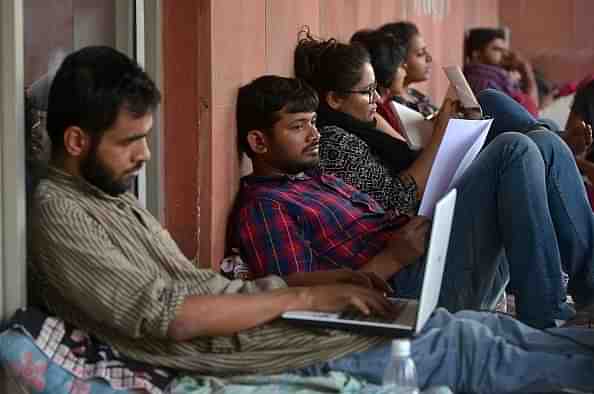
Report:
378,21,437,118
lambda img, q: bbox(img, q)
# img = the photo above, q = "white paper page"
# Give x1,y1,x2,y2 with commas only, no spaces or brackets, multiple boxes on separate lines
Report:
390,100,434,150
450,119,492,187
443,65,480,110
418,118,492,217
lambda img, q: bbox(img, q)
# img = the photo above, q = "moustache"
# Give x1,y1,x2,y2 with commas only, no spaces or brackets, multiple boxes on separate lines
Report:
126,162,145,175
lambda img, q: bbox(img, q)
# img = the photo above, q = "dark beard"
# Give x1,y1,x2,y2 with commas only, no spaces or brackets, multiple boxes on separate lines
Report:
81,150,134,196
277,156,319,175
290,160,319,174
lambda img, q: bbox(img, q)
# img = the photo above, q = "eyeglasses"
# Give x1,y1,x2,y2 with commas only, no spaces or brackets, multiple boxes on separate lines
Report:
342,83,378,103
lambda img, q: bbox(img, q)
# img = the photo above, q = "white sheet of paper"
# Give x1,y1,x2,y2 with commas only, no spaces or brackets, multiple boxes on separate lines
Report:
443,65,480,110
417,118,493,217
390,100,434,150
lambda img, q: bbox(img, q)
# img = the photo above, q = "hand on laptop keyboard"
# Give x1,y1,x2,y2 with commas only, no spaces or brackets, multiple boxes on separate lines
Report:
341,298,409,323
302,284,400,318
285,269,394,294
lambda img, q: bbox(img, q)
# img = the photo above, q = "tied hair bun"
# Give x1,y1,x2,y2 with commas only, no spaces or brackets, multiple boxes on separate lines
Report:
295,26,339,91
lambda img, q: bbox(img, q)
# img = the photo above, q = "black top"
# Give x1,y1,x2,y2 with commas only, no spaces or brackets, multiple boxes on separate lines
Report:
316,105,420,215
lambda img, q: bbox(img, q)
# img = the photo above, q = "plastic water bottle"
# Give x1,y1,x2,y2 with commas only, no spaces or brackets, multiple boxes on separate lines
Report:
382,339,420,393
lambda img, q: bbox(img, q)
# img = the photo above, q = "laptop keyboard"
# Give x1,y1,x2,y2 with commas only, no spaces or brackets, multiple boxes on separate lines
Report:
340,298,411,324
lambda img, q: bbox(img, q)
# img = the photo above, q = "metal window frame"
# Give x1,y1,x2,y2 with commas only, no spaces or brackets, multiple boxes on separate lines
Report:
142,0,164,222
0,0,26,325
115,0,163,220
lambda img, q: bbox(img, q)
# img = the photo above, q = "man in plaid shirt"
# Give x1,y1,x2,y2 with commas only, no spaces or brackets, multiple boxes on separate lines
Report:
231,75,430,297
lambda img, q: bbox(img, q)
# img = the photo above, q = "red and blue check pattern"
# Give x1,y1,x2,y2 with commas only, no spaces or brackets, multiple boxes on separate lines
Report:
232,170,406,278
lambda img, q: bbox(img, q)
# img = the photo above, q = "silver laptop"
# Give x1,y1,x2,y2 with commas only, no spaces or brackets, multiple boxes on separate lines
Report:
281,189,457,337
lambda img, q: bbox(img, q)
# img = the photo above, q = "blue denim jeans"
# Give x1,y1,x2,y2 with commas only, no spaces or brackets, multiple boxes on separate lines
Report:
479,88,560,134
478,89,540,140
440,129,594,328
390,89,593,327
295,309,594,393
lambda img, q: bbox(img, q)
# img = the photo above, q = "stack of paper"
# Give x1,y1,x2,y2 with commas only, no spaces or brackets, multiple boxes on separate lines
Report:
418,118,493,217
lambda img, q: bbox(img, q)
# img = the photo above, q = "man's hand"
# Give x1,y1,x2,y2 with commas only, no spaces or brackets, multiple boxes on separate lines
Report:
335,270,394,294
285,269,393,294
299,284,398,317
503,50,539,107
564,121,593,158
503,51,531,72
359,216,431,280
385,216,431,268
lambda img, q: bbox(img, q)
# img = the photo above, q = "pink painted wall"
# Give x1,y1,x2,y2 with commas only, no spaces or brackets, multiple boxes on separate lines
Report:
185,0,500,268
162,0,202,259
500,0,594,85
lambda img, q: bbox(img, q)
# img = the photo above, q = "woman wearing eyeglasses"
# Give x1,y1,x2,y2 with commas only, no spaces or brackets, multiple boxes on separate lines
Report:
294,30,594,328
294,30,454,216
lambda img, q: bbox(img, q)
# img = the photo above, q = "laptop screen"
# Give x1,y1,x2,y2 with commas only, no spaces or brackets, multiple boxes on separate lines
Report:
415,188,457,333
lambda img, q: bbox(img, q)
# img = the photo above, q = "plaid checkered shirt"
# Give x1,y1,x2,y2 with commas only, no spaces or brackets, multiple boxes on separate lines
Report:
233,170,406,278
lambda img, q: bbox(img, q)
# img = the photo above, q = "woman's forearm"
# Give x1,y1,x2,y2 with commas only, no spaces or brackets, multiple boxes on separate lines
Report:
401,99,454,193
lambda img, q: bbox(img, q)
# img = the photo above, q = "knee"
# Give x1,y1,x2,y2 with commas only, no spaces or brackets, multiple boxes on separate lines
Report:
477,89,502,111
490,132,538,153
477,89,515,111
527,129,573,158
487,132,543,165
537,118,561,132
477,88,506,103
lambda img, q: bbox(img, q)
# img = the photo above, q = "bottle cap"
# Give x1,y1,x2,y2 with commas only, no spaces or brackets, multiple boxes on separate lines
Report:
391,339,411,356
